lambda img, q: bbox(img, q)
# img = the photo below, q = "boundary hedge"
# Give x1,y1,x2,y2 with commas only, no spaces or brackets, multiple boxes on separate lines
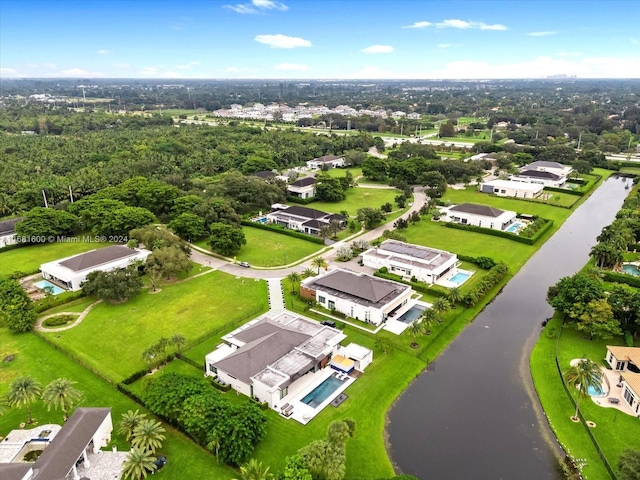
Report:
601,270,640,288
241,221,325,244
443,218,553,245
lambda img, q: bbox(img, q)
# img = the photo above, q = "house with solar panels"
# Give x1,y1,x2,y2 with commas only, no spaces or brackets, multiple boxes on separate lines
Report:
361,240,459,285
40,245,150,291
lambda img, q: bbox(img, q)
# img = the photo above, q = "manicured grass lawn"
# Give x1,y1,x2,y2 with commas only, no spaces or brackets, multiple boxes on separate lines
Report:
37,296,95,315
0,329,238,479
531,316,640,480
311,187,402,217
619,166,640,175
324,167,363,179
1,239,111,276
41,271,268,383
236,226,323,267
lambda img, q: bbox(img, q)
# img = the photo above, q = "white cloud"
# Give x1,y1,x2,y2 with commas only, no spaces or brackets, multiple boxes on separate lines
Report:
224,66,240,72
347,66,391,78
527,31,556,37
224,4,257,13
556,51,581,57
402,21,432,29
176,61,200,70
252,0,288,10
0,67,21,77
60,68,91,76
479,22,507,31
254,34,312,48
435,19,507,30
438,43,454,48
224,0,287,14
361,45,394,54
97,49,109,55
274,63,307,70
140,67,160,75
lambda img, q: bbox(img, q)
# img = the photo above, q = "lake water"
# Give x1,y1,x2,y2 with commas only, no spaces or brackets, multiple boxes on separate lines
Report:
387,176,630,479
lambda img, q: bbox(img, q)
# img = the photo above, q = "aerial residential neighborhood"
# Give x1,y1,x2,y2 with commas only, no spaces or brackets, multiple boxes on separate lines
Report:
1,1,640,480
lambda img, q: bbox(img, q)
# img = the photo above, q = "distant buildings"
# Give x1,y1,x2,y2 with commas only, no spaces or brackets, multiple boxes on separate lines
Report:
287,177,316,199
479,179,544,199
306,154,345,170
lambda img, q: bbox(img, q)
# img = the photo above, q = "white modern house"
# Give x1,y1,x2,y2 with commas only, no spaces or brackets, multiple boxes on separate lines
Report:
300,268,414,326
40,245,151,291
206,312,348,410
524,161,573,177
0,408,117,480
361,240,458,285
265,205,345,236
439,203,517,231
606,346,640,414
306,154,345,170
510,160,573,188
479,179,544,199
287,177,316,199
0,217,25,249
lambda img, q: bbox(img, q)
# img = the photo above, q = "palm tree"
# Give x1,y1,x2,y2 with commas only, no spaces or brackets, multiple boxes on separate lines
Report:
420,308,439,335
141,347,156,365
118,409,147,441
170,334,187,354
302,267,315,278
447,287,462,307
311,256,328,274
407,321,423,348
563,358,603,421
206,434,221,462
432,297,451,323
121,447,157,480
233,459,273,480
41,378,82,421
7,377,42,424
286,272,301,295
132,419,166,454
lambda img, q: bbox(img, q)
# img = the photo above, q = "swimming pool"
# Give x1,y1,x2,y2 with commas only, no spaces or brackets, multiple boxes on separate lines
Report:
623,264,640,277
587,383,606,397
505,221,525,233
397,305,426,324
301,374,345,408
449,272,471,285
33,280,65,295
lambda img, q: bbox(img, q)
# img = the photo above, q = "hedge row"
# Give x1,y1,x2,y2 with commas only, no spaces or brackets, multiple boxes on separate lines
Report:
601,270,640,288
443,217,553,245
544,186,584,197
286,196,316,205
374,271,450,299
121,354,176,385
462,262,509,307
211,376,232,392
33,290,86,313
241,220,325,244
457,254,496,269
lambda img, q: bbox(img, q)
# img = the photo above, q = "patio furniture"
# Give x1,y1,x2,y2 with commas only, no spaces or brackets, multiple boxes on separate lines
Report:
608,398,620,404
280,403,290,412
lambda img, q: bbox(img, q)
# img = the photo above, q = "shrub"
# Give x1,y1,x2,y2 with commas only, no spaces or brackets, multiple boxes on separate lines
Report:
241,221,324,244
601,270,640,288
42,314,76,327
624,331,634,347
461,262,509,307
378,266,388,274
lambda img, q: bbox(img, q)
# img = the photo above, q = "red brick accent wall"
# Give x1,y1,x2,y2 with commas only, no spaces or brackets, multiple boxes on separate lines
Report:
300,286,316,301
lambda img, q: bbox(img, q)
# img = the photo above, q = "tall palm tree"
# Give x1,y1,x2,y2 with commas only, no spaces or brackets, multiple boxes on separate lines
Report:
311,256,328,274
421,308,439,335
286,272,301,295
132,419,166,454
121,447,157,480
7,377,42,424
407,321,423,348
302,267,315,278
432,297,451,323
42,378,82,421
170,334,187,354
563,358,603,420
233,459,273,480
117,409,147,441
447,287,462,307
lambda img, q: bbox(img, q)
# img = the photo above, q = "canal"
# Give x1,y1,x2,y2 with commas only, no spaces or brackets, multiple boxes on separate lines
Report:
387,176,630,479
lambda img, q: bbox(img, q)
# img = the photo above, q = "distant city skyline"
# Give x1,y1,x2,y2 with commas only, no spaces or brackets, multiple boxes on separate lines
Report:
1,0,639,79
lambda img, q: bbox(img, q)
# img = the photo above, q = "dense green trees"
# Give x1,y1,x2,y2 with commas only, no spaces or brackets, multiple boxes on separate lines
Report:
357,207,386,230
168,213,207,241
0,278,37,333
297,419,356,480
15,207,79,239
207,223,246,257
81,264,143,303
145,246,193,280
618,449,640,480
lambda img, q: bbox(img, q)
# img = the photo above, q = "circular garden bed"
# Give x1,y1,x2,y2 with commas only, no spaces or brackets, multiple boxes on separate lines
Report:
42,314,77,328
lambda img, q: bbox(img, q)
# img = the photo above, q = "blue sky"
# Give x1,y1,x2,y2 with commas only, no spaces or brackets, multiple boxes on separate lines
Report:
1,0,638,79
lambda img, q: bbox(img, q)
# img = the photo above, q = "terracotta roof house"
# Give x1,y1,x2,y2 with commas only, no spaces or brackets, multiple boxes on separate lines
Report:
40,245,151,291
439,203,517,231
300,268,414,326
606,346,640,415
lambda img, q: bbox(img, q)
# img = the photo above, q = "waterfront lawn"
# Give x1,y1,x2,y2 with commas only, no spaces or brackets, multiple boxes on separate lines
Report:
0,329,237,478
40,271,267,383
311,187,401,217
531,316,640,480
1,239,110,276
236,226,323,267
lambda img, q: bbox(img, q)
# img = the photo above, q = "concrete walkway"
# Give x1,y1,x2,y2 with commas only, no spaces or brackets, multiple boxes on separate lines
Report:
35,300,102,332
267,278,286,312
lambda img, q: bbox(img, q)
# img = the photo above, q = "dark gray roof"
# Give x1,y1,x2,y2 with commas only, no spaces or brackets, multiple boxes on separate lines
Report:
449,203,505,218
309,270,406,305
235,321,282,343
59,245,137,272
0,217,25,236
0,464,33,480
280,205,330,220
518,169,561,180
312,154,342,163
253,170,277,179
214,322,311,384
32,408,111,480
302,219,324,229
290,177,316,187
325,213,346,222
527,160,566,169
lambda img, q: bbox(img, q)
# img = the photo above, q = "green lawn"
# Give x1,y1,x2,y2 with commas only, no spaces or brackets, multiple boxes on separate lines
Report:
531,316,640,480
619,166,640,175
311,186,402,217
41,271,268,383
236,227,323,267
323,167,363,179
1,239,112,276
0,330,237,478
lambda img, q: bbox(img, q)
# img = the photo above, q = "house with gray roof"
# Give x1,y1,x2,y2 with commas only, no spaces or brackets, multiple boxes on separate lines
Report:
40,245,151,291
206,311,346,410
306,154,345,170
0,217,25,248
300,268,414,326
287,176,316,199
265,204,345,236
510,160,572,187
439,203,517,231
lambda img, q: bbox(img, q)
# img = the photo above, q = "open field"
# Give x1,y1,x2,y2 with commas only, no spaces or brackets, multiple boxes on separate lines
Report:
41,272,267,383
0,330,237,478
531,316,640,480
311,186,401,217
236,226,323,266
323,167,363,179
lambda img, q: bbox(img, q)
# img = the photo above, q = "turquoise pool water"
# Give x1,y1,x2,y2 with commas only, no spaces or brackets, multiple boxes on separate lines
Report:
587,383,605,397
33,280,65,295
398,305,427,324
506,221,525,233
623,264,640,277
449,272,471,285
301,375,345,408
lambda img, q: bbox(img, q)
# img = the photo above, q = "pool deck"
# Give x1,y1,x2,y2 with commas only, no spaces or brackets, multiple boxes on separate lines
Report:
0,424,61,463
590,368,637,417
436,268,475,289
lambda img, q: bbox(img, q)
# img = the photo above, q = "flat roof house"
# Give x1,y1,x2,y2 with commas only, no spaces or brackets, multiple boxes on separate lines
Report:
206,312,347,410
439,203,517,231
361,239,458,285
606,346,640,415
300,268,414,326
0,217,25,248
287,177,316,199
265,205,345,236
306,154,345,170
479,179,544,199
40,245,151,291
